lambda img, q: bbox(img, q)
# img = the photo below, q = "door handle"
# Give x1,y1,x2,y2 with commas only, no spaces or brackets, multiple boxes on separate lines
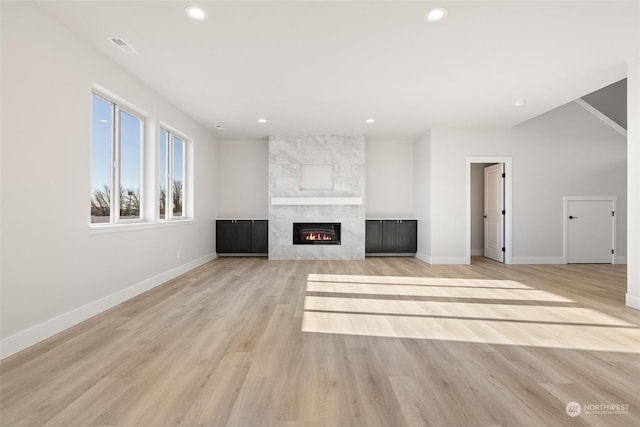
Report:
569,216,579,219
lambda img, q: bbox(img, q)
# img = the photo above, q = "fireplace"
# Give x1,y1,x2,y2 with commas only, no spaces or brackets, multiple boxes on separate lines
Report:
293,223,341,245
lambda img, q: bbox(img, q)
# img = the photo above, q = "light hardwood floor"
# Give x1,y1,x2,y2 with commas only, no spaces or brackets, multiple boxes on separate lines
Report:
1,257,639,426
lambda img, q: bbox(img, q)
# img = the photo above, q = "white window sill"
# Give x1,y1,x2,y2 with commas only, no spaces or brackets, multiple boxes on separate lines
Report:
89,219,196,235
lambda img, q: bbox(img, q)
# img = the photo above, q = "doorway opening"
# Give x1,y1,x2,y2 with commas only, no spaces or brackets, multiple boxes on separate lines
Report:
466,157,512,265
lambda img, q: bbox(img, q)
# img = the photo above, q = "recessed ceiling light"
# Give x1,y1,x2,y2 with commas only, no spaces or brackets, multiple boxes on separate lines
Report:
257,118,267,123
215,125,224,130
514,99,527,107
425,8,448,22
366,118,375,123
185,6,208,21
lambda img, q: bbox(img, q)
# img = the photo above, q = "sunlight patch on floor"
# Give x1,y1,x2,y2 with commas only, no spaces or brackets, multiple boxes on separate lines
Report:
306,280,573,302
307,274,532,289
302,275,640,353
304,296,634,326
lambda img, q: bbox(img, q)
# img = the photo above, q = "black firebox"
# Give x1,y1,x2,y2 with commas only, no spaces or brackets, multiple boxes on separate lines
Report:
293,223,341,245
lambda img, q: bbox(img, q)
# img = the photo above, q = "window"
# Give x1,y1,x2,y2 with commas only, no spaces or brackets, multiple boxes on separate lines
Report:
91,93,143,224
159,129,186,220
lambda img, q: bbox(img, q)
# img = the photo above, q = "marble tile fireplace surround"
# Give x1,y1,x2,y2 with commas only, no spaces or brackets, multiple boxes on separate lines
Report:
268,135,365,260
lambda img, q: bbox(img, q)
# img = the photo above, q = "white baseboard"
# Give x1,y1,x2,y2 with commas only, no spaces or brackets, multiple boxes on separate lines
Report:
510,256,625,265
0,253,217,360
626,293,640,310
429,256,469,265
413,252,623,266
510,256,566,265
414,251,431,264
416,252,485,264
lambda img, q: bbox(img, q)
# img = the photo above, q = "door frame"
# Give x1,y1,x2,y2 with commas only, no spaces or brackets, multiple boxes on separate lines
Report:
563,196,617,264
466,156,512,265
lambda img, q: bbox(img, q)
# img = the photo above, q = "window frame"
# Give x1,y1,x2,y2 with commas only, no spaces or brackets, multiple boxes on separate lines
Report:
159,127,189,221
91,91,145,225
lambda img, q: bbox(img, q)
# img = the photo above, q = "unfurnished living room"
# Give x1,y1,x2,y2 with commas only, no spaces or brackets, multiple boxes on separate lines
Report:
1,1,639,426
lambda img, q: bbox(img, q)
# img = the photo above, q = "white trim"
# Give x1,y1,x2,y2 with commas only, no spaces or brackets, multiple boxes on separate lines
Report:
465,156,513,265
574,99,627,137
91,89,147,225
158,127,192,221
92,84,152,119
89,218,196,234
0,253,217,360
414,251,431,264
429,256,469,265
510,256,566,265
158,121,194,144
563,196,617,264
626,293,640,310
271,197,363,206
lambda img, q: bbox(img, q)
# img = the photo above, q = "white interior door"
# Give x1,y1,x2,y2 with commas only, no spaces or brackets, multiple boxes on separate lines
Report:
566,198,615,263
484,164,504,262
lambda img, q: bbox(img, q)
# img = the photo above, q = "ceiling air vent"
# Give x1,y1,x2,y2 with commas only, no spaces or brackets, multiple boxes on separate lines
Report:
107,37,138,55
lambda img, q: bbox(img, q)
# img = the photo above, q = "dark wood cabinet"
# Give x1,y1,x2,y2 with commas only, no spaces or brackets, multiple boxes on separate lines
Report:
381,220,399,252
365,220,383,253
395,220,417,253
216,220,237,253
251,220,268,254
366,220,417,254
216,220,268,254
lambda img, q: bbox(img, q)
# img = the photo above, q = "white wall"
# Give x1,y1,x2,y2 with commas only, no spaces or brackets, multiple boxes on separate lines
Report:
627,58,640,310
217,139,268,218
510,102,627,263
216,137,419,220
430,128,512,263
413,132,431,262
366,139,414,217
0,2,218,358
427,101,627,264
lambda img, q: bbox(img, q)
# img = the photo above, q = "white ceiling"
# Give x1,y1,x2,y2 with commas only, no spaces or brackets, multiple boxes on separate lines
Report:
35,0,640,140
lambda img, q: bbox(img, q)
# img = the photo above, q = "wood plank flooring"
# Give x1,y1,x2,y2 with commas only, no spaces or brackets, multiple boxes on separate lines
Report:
1,257,639,426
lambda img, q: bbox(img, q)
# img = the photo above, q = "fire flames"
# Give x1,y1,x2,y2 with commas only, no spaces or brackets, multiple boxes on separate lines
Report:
305,232,333,241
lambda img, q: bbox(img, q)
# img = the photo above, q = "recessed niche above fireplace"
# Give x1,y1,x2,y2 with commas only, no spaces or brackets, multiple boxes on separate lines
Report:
299,164,334,191
293,222,341,245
